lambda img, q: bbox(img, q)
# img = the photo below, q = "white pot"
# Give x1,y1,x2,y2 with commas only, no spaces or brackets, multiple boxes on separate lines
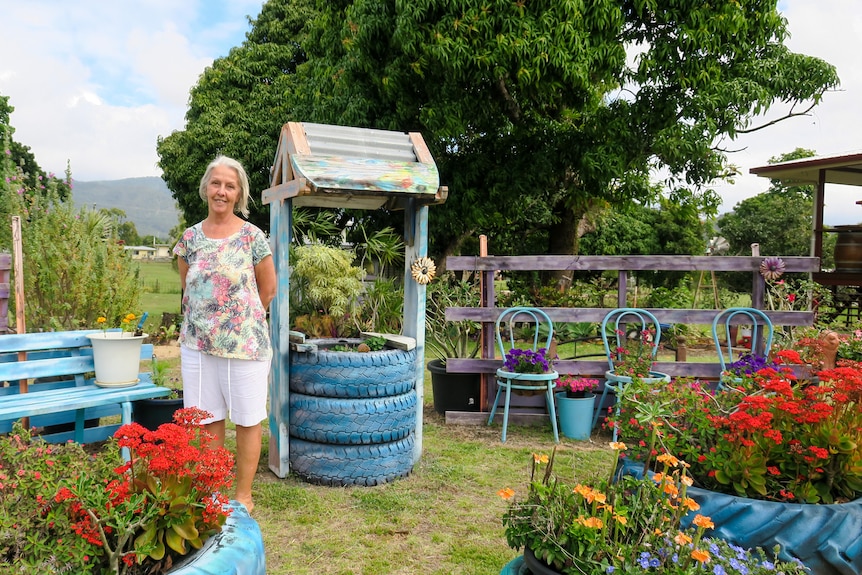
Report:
86,332,147,387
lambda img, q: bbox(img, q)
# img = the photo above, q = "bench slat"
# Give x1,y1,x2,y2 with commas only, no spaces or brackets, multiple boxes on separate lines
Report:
0,355,95,382
0,383,171,420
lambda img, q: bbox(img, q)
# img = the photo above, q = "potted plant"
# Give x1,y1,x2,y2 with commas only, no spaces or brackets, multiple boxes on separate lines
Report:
87,312,148,387
554,376,599,440
132,357,184,431
0,407,265,574
497,445,810,575
609,352,862,575
425,274,481,414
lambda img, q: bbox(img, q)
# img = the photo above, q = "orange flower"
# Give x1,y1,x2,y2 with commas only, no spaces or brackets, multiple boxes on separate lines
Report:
532,453,549,464
497,487,515,500
674,532,692,545
692,514,714,529
691,549,710,563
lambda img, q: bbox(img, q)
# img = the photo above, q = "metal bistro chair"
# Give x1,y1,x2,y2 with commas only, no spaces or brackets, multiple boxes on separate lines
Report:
592,308,668,438
487,307,559,443
712,307,774,388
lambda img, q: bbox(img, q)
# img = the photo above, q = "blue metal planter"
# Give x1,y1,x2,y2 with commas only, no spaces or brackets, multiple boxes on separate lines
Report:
618,460,862,575
169,502,266,575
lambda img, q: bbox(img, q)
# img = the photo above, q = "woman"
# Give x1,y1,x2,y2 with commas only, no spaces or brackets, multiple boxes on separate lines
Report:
173,155,276,513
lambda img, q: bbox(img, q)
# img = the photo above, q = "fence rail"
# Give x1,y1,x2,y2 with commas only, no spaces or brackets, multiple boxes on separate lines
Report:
441,254,821,414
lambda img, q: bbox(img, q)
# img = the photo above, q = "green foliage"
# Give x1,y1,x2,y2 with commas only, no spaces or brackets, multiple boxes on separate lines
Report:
354,277,403,335
0,155,141,330
157,0,838,261
425,274,480,361
501,448,809,575
718,149,818,263
0,424,113,573
290,243,365,337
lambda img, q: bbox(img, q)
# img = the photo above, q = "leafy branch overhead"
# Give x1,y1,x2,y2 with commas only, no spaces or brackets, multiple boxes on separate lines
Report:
157,0,838,261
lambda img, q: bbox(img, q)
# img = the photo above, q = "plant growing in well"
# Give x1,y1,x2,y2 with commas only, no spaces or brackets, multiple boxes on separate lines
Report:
290,243,365,337
499,445,809,575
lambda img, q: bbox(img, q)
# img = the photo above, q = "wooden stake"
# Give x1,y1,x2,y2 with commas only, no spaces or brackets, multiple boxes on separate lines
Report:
12,216,28,428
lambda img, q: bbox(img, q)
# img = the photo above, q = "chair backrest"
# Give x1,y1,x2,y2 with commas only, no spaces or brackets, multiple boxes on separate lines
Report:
495,307,554,361
601,308,663,372
712,307,774,371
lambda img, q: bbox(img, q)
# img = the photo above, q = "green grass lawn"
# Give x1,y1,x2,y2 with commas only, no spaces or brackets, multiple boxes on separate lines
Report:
137,260,181,333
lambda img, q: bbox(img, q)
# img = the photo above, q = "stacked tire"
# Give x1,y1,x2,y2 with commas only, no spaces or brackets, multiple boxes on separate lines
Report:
288,339,417,487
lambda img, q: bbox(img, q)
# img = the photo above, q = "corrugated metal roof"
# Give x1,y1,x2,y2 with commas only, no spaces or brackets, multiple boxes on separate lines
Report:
750,151,862,186
264,122,447,210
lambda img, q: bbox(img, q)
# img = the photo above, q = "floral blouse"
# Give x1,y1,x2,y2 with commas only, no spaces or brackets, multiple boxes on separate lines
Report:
173,222,273,361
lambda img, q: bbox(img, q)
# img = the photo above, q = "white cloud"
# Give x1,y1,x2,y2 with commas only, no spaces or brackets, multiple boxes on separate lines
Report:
712,0,862,225
0,0,256,180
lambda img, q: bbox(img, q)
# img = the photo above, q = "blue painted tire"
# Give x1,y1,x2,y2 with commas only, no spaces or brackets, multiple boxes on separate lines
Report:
289,342,416,398
288,390,417,445
289,435,415,487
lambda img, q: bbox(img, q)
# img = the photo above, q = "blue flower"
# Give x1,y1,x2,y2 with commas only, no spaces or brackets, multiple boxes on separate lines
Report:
605,567,615,574
713,566,727,575
760,561,775,571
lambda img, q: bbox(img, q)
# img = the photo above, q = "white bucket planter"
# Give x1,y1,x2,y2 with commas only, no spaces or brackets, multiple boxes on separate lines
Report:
86,332,147,387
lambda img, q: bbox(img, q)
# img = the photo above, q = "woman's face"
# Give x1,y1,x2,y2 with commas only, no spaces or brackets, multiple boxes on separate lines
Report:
206,165,240,215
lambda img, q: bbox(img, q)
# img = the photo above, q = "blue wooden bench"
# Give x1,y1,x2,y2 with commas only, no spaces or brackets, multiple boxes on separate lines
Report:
0,330,172,444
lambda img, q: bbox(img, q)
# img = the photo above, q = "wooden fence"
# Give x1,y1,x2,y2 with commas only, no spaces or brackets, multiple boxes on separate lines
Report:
443,255,820,415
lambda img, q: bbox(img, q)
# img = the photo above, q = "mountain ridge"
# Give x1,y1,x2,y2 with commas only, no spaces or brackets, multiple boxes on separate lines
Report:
71,177,181,240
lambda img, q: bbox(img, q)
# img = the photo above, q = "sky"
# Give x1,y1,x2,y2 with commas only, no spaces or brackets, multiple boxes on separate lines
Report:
1,0,861,224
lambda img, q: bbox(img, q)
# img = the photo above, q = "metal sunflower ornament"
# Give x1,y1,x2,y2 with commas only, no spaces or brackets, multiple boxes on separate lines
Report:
410,256,436,284
759,257,786,282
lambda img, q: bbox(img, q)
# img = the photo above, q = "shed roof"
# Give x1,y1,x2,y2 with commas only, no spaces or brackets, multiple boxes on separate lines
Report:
263,122,447,210
750,151,862,186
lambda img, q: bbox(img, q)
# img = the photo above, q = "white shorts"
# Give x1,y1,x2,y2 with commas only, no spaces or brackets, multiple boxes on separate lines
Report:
180,345,270,427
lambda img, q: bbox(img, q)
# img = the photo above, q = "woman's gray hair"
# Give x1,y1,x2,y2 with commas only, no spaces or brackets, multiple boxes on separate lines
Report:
198,155,251,217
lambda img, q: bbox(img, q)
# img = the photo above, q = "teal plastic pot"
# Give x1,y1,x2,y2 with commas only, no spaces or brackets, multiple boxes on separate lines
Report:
555,392,595,440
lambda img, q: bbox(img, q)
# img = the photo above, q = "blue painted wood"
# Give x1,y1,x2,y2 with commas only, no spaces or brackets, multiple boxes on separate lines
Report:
168,502,266,575
266,191,292,478
403,203,428,464
0,330,163,443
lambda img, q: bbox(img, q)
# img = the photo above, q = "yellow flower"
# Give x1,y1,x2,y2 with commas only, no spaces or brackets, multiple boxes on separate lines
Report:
96,317,107,325
532,453,549,464
577,516,604,529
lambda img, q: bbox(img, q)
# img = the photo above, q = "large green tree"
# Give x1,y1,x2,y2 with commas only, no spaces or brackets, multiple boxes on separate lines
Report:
717,148,820,258
158,0,838,262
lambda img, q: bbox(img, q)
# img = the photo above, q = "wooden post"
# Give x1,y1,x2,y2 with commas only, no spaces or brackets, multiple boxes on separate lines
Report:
479,235,494,411
12,216,28,428
403,202,429,464
267,197,292,478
